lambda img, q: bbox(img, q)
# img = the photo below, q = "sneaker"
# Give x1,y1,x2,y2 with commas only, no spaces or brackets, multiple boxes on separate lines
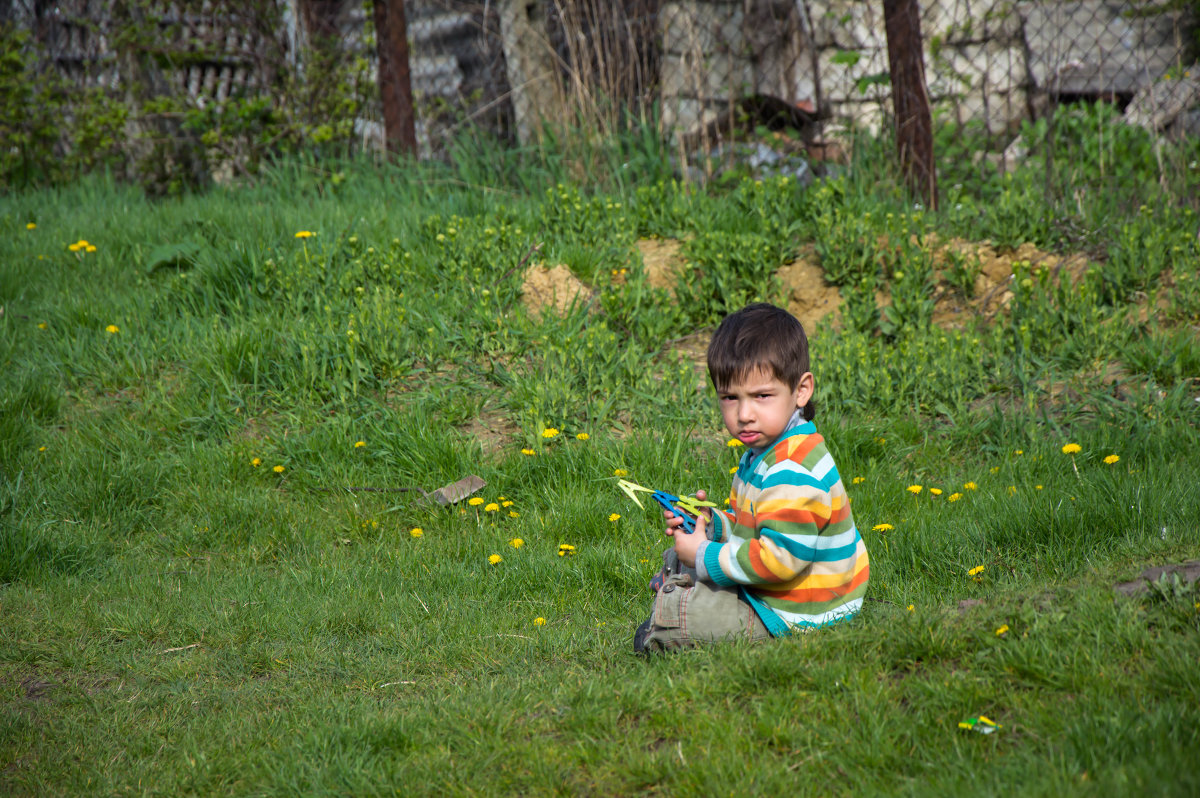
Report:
632,618,653,653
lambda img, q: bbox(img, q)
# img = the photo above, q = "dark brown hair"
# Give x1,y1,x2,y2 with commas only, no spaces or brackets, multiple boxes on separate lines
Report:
706,302,815,420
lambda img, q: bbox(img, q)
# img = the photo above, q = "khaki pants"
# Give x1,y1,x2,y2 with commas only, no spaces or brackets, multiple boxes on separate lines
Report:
636,572,772,652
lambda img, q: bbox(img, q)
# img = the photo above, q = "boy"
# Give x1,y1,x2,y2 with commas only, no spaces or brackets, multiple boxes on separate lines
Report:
634,302,869,653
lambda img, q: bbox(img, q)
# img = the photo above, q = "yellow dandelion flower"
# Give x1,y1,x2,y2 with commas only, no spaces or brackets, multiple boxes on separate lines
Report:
575,432,589,441
1104,454,1119,464
294,230,314,239
1061,443,1081,454
852,476,866,484
488,554,502,565
608,513,621,522
509,538,524,548
995,624,1009,636
729,466,738,474
521,448,536,456
533,617,546,626
968,565,984,577
273,465,285,473
929,488,943,496
508,511,519,518
105,324,119,334
542,427,560,439
727,438,744,447
26,222,36,230
557,543,576,557
86,245,96,253
484,502,500,512
872,523,894,532
1014,449,1024,456
907,485,922,494
906,604,915,612
613,468,628,477
468,497,484,506
38,446,47,452
724,498,731,505
876,437,887,445
37,322,47,329
354,440,366,448
501,500,514,507
409,527,424,538
251,457,261,467
990,466,1000,474
1035,484,1043,490
964,481,978,490
948,492,963,502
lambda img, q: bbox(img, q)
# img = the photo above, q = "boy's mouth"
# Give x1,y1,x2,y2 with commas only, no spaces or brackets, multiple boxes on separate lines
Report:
738,430,761,444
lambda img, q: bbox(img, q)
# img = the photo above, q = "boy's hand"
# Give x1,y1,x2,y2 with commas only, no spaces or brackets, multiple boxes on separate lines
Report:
664,490,710,568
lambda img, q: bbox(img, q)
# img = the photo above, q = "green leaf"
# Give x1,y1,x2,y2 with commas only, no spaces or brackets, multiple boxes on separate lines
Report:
145,241,203,273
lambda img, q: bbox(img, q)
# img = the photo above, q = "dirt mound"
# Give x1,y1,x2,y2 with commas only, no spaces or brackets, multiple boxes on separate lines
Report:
521,263,592,318
777,254,843,334
636,238,685,292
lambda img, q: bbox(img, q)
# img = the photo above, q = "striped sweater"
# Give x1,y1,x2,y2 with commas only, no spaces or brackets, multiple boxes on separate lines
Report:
698,418,869,635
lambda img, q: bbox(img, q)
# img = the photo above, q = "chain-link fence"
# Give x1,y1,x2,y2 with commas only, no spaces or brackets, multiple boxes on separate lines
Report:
4,0,1198,184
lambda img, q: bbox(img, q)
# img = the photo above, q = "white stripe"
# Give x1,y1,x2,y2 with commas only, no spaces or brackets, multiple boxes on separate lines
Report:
775,597,863,629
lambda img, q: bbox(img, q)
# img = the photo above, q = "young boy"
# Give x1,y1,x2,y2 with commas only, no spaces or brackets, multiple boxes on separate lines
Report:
634,302,869,653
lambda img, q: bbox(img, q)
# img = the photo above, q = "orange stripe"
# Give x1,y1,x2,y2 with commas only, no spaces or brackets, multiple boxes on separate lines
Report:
763,559,870,602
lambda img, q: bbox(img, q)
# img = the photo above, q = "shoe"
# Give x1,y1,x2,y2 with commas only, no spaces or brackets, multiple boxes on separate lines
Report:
632,618,653,653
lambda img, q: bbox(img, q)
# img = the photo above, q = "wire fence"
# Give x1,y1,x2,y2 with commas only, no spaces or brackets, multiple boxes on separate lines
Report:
4,0,1198,183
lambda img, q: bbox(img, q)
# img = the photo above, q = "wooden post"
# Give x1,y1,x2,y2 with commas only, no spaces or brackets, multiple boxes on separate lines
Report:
373,0,417,155
882,0,937,210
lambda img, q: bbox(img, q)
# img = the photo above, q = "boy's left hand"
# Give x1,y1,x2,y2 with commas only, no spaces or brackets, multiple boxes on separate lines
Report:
666,512,706,568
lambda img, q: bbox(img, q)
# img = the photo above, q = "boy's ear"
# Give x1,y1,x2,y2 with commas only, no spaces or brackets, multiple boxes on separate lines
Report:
794,372,815,409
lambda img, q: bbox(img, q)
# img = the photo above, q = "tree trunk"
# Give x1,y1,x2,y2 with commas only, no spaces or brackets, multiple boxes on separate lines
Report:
882,0,937,210
373,0,417,155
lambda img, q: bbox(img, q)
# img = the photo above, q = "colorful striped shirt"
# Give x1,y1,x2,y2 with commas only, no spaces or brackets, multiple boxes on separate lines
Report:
699,418,869,635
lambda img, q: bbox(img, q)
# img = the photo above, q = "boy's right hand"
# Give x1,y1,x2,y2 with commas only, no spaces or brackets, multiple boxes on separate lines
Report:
663,489,710,537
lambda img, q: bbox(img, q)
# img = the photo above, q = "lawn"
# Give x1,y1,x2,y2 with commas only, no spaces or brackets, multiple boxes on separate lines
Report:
2,116,1200,795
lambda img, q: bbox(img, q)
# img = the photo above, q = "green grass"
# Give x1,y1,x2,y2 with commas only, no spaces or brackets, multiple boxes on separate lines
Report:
2,113,1200,794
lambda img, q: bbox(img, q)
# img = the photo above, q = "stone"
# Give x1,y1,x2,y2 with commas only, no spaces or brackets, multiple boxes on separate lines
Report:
1124,75,1200,133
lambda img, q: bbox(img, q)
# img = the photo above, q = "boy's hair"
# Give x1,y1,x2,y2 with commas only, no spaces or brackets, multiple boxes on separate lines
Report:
707,302,816,420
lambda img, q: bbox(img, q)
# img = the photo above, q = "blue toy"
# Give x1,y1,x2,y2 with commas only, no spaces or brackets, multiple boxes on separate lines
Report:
617,479,718,536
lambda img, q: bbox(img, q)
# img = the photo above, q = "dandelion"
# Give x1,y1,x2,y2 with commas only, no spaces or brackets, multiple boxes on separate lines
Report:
521,448,536,456
968,565,984,577
907,485,922,495
613,468,628,477
852,476,866,484
484,503,499,513
575,432,590,441
558,543,576,557
354,440,366,448
105,324,119,334
26,222,36,230
273,465,285,473
995,624,1010,636
37,322,47,329
509,538,524,548
730,466,738,474
542,427,560,439
86,244,96,253
533,617,546,626
727,438,744,448
608,513,621,522
468,497,484,506
1104,454,1120,465
1006,485,1017,495
875,437,887,445
1035,485,1043,490
294,231,314,239
964,482,978,490
38,446,47,452
508,511,519,518
488,554,502,565
906,604,915,612
929,488,943,496
872,523,894,532
251,457,261,467
948,492,963,502
410,527,424,538
501,500,514,507
990,466,1000,474
1014,449,1024,456
1061,443,1081,454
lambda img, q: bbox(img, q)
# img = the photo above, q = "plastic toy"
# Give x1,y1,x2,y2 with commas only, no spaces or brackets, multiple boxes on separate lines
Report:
617,479,718,536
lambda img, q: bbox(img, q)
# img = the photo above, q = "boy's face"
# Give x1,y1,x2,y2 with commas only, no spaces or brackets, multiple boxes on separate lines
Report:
717,367,813,449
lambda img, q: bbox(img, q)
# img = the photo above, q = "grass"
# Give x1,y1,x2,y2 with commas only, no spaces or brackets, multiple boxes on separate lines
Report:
2,109,1200,794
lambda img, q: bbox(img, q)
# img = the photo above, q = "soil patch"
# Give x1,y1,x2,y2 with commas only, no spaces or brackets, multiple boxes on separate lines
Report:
636,238,686,293
521,264,592,318
776,252,843,334
1114,560,1200,597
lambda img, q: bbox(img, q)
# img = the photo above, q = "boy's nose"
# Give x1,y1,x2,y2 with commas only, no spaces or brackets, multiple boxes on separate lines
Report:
738,401,754,422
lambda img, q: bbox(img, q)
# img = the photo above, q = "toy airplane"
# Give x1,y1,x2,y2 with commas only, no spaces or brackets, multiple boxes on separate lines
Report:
617,479,718,536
